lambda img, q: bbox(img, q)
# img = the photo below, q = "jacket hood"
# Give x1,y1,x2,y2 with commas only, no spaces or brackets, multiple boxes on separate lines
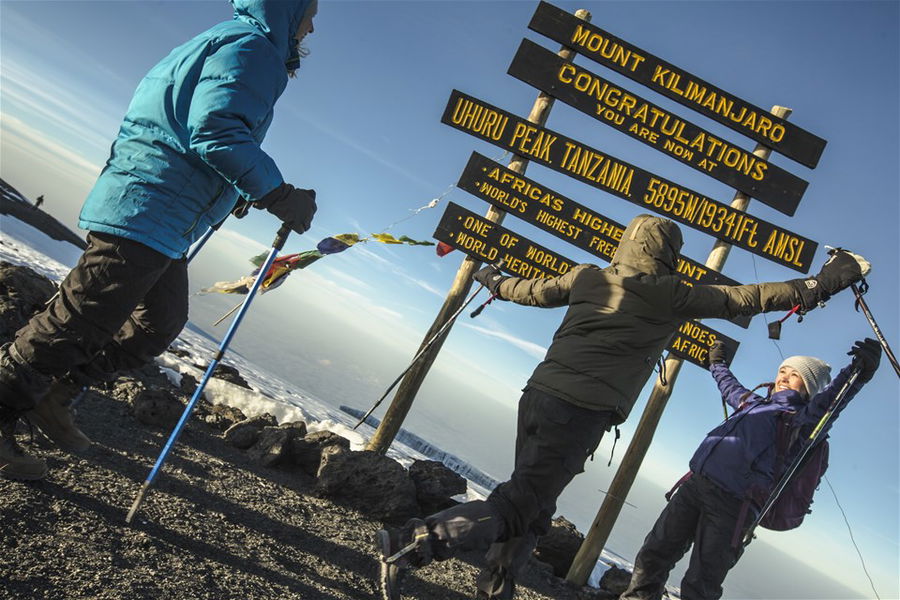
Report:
231,0,313,70
610,214,683,276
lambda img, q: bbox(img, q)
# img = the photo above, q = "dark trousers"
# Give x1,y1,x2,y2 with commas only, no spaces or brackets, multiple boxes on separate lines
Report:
425,387,611,597
8,232,188,408
621,475,748,600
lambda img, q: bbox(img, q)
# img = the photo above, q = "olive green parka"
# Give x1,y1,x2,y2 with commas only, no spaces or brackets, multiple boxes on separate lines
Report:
496,215,810,424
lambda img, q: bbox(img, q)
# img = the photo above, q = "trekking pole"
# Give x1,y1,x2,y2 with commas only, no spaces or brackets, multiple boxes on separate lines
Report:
742,368,861,546
352,258,506,431
352,282,487,430
126,224,292,524
852,282,900,378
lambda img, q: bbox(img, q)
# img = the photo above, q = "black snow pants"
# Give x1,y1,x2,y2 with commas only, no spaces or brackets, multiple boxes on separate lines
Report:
621,474,749,600
424,387,611,598
5,232,188,411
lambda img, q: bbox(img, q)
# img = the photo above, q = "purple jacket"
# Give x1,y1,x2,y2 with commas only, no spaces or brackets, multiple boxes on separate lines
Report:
688,362,861,500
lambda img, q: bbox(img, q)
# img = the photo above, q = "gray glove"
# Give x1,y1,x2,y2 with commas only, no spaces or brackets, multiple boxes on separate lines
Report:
256,184,317,234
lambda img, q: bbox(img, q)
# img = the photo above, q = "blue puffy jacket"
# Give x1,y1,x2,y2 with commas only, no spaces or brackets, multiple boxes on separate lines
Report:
79,0,313,259
689,362,861,501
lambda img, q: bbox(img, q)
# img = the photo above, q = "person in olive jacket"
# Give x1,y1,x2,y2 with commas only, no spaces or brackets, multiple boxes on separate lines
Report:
0,0,319,481
375,214,871,600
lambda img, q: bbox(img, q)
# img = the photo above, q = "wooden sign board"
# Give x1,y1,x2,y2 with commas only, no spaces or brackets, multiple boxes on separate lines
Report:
509,39,807,216
457,152,752,328
528,1,827,168
434,201,740,367
441,90,818,273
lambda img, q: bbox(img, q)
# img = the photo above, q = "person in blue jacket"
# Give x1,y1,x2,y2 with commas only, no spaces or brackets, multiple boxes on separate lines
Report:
0,0,319,481
620,337,882,600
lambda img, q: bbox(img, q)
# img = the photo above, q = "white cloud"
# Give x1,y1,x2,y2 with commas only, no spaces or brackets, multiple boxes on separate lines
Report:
0,114,101,185
459,323,548,360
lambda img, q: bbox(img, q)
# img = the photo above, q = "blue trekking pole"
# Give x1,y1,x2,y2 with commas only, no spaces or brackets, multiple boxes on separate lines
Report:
126,223,291,524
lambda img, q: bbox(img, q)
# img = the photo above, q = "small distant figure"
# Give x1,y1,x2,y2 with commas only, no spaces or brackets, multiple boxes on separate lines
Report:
33,195,44,209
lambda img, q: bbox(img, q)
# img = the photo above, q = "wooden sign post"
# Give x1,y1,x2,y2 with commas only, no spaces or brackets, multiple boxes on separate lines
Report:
366,8,593,455
565,106,793,586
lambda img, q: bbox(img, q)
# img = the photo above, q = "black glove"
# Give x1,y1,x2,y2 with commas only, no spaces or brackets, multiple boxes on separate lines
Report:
473,264,509,296
799,249,870,308
256,183,317,235
707,340,729,368
848,337,881,383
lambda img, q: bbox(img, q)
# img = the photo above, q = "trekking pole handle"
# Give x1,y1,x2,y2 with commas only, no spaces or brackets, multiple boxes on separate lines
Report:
273,224,291,251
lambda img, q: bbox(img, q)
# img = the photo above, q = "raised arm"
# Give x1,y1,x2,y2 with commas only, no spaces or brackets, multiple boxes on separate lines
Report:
707,341,758,410
669,249,871,322
797,338,881,429
473,263,599,308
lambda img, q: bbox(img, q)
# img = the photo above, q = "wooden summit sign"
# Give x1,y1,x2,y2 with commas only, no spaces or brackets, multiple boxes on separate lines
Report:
509,39,807,216
457,152,752,328
434,201,740,368
441,90,818,273
528,1,827,168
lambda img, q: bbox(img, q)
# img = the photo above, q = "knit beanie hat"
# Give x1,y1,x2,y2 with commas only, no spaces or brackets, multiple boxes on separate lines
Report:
780,356,832,398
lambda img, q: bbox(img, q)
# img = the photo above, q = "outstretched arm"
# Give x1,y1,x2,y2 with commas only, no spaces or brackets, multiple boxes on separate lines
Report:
798,338,881,429
670,249,870,321
474,263,599,308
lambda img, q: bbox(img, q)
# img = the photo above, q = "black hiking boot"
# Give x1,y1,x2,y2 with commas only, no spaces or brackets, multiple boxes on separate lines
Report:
375,518,433,600
0,410,48,480
25,379,91,453
0,342,51,412
475,566,516,599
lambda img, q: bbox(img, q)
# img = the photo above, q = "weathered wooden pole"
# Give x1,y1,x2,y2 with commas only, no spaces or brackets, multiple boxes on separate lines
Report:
565,105,794,585
366,8,592,454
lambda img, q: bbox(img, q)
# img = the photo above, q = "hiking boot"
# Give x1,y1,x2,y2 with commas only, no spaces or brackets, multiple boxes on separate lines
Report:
0,342,51,413
475,566,516,599
0,411,48,480
375,518,433,600
25,379,91,453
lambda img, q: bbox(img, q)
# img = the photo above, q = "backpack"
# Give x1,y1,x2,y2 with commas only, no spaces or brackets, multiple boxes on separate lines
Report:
757,411,830,531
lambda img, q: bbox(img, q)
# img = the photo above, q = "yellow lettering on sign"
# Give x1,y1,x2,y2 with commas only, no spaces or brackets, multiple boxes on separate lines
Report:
560,143,633,196
450,97,508,140
676,260,708,283
535,209,584,241
761,230,807,267
656,75,788,145
462,216,492,237
571,25,646,72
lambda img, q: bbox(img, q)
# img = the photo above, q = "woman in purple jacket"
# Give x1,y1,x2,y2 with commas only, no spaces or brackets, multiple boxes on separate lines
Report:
621,337,881,600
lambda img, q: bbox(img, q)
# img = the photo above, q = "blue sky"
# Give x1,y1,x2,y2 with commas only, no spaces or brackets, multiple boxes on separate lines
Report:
1,1,897,598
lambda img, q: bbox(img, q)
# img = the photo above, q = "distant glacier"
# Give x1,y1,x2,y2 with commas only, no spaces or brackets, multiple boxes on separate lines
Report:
339,405,501,492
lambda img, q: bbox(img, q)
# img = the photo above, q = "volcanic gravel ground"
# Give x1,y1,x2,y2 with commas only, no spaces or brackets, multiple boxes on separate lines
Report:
0,376,598,600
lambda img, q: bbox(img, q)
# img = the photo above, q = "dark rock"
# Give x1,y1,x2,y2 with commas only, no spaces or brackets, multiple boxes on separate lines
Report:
178,373,198,395
316,450,419,522
248,424,305,467
210,363,251,390
0,263,57,340
534,516,584,578
167,346,192,359
598,565,632,597
576,585,618,600
409,460,467,513
291,430,347,476
223,414,278,450
203,403,248,431
131,387,185,429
